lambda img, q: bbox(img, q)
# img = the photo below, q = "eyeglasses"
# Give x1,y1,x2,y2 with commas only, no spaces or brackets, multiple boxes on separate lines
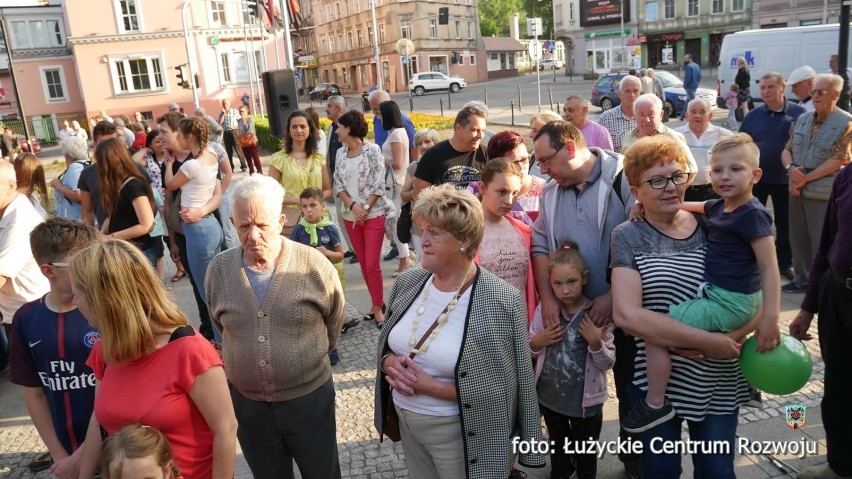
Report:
642,172,689,189
809,88,836,97
536,144,565,166
50,262,69,268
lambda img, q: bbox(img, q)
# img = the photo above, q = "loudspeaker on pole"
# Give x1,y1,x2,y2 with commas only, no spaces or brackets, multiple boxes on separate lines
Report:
262,69,299,138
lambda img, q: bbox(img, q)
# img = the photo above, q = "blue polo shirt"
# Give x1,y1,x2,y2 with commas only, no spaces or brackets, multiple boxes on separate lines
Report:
10,298,98,454
373,112,416,148
739,101,806,185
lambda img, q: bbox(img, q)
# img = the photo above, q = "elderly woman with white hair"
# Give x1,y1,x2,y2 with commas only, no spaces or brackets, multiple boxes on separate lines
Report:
374,183,544,479
50,136,89,220
206,174,345,479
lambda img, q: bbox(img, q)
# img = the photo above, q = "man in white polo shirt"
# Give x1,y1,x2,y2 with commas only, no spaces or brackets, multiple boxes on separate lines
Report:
675,97,733,201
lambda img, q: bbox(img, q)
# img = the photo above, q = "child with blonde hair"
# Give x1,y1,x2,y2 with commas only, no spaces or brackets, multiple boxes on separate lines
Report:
101,423,180,479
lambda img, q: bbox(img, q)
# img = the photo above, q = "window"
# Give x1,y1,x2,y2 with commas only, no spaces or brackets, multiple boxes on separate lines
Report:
430,19,437,39
342,68,349,84
10,19,64,49
338,33,343,51
663,0,675,19
357,29,364,47
401,23,410,39
115,0,141,33
335,2,340,18
687,0,698,16
221,53,231,81
220,51,258,84
466,0,471,5
467,21,473,39
325,5,332,22
379,24,385,43
40,66,68,102
345,0,350,15
209,1,227,26
469,54,476,65
711,0,723,14
570,1,574,20
458,54,464,65
355,0,360,12
368,26,374,45
110,54,164,94
645,1,658,20
555,4,562,22
732,0,744,11
455,20,461,39
347,31,353,49
454,0,459,4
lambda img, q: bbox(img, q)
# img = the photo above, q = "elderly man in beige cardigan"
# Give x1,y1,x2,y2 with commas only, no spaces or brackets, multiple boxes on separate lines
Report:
205,174,345,479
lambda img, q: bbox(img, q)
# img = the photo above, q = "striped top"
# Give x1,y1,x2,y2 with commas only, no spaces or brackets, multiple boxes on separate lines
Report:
610,216,749,421
597,106,636,154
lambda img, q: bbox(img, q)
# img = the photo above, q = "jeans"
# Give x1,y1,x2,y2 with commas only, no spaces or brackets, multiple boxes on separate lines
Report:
684,88,697,117
181,214,224,340
218,190,239,250
753,181,792,270
628,383,738,478
174,233,215,341
345,216,385,308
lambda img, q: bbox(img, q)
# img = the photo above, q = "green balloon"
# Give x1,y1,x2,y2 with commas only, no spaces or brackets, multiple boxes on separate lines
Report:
739,334,813,395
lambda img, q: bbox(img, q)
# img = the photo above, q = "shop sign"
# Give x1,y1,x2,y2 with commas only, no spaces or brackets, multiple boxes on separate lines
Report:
580,0,631,27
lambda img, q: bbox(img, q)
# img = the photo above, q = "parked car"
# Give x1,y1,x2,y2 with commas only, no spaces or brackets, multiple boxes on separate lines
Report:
408,72,467,96
538,59,564,70
591,71,717,118
308,83,342,101
18,136,42,155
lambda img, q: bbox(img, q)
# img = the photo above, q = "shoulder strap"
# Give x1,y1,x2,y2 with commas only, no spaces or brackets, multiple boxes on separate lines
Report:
614,169,625,204
408,281,474,359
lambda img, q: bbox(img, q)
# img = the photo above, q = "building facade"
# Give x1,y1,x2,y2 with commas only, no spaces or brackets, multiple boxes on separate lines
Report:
752,0,841,29
554,0,640,75
637,0,751,68
308,0,487,94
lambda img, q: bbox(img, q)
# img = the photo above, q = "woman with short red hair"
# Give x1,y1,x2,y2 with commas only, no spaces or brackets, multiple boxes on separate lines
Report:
486,130,546,225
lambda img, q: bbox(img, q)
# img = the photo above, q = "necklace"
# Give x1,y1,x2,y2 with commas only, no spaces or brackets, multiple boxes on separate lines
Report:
408,265,474,355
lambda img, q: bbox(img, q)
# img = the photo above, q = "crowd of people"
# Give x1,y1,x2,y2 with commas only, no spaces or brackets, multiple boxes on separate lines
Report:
0,56,850,479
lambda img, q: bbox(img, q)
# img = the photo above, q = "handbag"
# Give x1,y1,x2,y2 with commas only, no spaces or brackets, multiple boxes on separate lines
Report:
381,280,474,442
801,174,835,201
165,189,183,234
237,132,257,148
396,202,413,244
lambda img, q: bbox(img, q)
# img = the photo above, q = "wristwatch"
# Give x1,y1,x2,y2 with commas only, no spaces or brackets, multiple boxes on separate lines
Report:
362,203,371,211
785,163,794,171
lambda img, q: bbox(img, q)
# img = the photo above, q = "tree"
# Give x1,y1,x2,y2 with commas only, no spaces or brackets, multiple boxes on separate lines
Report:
520,0,553,39
478,0,524,36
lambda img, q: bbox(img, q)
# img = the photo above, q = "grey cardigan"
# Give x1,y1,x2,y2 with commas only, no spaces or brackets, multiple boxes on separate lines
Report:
374,266,545,478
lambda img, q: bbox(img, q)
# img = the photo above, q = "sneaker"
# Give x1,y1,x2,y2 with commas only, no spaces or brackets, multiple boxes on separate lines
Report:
328,348,340,365
383,247,399,261
780,267,796,281
348,254,359,264
744,385,763,408
344,251,355,258
782,281,805,293
622,398,676,433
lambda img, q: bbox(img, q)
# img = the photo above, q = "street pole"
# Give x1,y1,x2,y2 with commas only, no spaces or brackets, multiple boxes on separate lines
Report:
279,0,294,69
181,0,200,107
838,1,850,112
370,0,382,90
0,14,32,148
620,0,625,69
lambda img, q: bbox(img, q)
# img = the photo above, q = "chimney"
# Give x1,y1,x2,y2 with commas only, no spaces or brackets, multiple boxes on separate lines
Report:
510,14,519,40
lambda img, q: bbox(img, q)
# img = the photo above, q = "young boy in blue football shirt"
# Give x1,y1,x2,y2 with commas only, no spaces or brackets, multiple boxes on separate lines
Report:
10,217,102,477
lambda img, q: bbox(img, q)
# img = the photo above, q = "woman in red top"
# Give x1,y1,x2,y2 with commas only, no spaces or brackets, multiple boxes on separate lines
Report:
71,240,237,479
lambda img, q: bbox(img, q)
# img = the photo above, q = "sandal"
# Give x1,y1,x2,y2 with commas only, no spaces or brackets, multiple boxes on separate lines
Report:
341,318,360,334
171,269,187,282
28,452,52,473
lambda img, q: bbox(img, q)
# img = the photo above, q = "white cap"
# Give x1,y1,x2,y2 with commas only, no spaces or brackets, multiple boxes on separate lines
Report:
788,66,816,86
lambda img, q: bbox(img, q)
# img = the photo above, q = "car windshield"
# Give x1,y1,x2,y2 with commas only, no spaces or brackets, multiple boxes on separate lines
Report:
655,71,683,88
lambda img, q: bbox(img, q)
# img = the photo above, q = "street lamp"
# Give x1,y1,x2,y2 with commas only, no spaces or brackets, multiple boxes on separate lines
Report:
620,0,625,69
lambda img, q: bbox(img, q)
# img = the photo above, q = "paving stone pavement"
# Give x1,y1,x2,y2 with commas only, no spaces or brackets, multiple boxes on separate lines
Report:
1,154,834,479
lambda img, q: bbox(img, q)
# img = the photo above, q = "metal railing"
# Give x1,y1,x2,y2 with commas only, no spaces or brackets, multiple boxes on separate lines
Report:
1,114,90,145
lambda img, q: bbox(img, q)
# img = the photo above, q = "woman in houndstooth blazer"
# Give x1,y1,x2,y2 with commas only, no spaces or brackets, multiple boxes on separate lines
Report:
374,184,545,479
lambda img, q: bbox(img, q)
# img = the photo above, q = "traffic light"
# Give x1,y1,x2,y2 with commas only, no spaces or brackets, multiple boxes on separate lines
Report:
246,0,259,17
175,65,189,89
438,7,448,25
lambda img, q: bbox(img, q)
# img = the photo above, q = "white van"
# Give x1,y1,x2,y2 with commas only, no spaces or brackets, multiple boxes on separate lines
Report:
717,24,852,103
